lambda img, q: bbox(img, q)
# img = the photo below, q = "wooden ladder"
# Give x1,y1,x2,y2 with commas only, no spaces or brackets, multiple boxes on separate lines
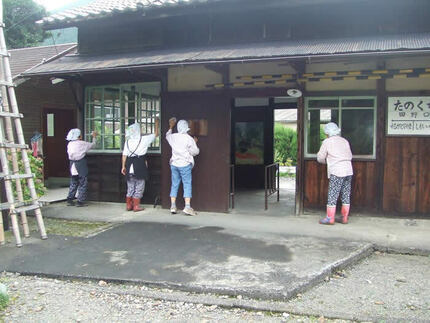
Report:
0,1,47,247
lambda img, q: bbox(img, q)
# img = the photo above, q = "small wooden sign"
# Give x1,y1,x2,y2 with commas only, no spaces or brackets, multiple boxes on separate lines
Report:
188,119,208,136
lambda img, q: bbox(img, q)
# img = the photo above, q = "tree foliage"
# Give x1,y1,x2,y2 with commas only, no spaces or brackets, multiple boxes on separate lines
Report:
274,123,297,166
4,0,50,49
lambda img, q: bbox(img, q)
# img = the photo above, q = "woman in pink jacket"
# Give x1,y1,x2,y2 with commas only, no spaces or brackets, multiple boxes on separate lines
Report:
317,122,353,225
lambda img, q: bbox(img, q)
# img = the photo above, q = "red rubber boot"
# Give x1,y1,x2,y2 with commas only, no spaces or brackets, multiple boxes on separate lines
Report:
320,206,336,225
340,204,350,224
126,197,133,211
133,198,144,212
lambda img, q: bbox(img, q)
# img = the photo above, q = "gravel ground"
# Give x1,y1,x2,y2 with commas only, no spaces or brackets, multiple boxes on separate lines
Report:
0,273,347,323
287,252,430,322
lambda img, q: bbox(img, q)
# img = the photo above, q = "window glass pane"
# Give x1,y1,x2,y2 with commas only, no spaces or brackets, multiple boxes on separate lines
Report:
89,88,102,103
85,82,161,152
104,136,121,149
104,120,114,135
47,114,54,137
103,104,114,119
103,120,121,135
341,98,374,108
308,99,339,108
341,109,374,155
85,134,102,149
307,109,339,154
104,87,120,101
86,119,102,135
86,104,102,119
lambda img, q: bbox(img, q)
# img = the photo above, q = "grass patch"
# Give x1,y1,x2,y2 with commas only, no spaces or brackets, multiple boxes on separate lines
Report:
0,279,9,314
279,172,296,178
0,292,8,312
3,217,111,243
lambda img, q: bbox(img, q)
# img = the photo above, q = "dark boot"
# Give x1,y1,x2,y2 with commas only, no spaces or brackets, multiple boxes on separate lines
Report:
126,197,133,211
320,206,336,225
133,198,144,212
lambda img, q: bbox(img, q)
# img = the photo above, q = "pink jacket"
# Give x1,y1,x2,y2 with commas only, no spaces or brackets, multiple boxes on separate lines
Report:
317,136,353,178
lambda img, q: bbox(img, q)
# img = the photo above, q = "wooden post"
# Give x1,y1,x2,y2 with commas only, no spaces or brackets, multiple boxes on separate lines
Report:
376,60,386,212
295,95,305,215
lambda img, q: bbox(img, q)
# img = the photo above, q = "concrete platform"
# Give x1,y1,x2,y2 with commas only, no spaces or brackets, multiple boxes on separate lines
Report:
2,199,430,303
39,187,69,205
0,220,372,300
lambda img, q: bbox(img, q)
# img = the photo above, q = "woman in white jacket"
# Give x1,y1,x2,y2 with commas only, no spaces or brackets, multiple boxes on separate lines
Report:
166,118,199,216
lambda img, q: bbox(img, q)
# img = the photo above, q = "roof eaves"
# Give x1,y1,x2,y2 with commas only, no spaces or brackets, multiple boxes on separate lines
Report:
20,44,77,77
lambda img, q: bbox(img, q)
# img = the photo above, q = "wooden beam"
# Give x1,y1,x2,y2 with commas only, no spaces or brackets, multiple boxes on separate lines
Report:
68,79,84,111
288,60,306,74
205,64,229,85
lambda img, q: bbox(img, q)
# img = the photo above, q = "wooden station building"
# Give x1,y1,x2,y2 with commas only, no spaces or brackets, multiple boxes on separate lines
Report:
24,0,430,216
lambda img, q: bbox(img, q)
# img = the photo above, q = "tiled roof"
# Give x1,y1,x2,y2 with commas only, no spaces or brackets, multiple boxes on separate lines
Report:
38,0,352,27
38,0,221,26
23,33,430,76
9,43,77,79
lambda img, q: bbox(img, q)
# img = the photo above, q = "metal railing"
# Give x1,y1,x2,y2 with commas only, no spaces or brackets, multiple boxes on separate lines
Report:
229,164,235,209
264,163,280,210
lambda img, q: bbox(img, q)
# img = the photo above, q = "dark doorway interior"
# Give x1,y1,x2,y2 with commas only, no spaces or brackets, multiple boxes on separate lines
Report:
230,97,297,214
231,99,274,189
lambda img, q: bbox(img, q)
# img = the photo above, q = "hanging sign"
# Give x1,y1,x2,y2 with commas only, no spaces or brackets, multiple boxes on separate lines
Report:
387,97,430,136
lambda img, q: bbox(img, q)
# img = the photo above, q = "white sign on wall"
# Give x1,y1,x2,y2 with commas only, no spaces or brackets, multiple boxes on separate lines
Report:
387,97,430,136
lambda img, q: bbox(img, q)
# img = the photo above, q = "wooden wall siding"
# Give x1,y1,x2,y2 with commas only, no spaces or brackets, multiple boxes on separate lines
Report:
383,137,430,215
350,162,377,209
303,161,327,208
304,160,378,210
15,77,77,144
161,92,231,212
418,138,430,214
87,154,161,204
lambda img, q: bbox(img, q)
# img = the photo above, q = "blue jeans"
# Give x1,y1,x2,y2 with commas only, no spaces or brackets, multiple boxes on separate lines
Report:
170,164,192,198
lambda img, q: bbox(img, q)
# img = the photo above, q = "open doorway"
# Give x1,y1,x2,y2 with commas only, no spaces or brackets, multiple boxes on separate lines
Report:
273,97,298,214
229,97,297,215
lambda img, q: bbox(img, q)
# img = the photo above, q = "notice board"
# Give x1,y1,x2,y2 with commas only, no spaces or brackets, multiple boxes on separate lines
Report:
387,97,430,136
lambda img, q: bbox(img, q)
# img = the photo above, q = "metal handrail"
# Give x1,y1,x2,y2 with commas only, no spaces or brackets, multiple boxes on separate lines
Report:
229,164,235,209
264,163,280,210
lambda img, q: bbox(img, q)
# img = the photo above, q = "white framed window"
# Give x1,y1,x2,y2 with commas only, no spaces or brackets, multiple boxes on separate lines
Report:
305,96,377,159
85,82,161,153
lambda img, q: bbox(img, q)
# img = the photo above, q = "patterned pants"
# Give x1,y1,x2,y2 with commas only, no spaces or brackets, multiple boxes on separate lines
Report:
126,176,146,199
327,175,352,206
67,175,88,202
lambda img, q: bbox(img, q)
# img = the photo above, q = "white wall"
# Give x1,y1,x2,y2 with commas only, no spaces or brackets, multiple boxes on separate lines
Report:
168,65,222,91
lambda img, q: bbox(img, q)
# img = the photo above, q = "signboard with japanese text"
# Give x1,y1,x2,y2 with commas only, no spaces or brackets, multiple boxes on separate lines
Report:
387,97,430,136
